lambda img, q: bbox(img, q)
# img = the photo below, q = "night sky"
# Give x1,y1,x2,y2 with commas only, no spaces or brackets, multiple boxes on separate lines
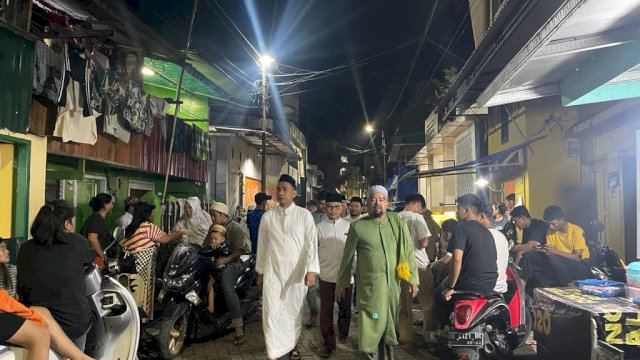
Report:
127,0,474,163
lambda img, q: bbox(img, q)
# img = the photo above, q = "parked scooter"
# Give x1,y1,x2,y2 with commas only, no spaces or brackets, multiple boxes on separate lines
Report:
148,244,259,359
587,220,626,283
1,255,140,360
447,262,533,360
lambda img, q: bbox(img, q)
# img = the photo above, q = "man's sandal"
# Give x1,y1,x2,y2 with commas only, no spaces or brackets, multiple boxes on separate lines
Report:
290,349,301,360
234,334,246,346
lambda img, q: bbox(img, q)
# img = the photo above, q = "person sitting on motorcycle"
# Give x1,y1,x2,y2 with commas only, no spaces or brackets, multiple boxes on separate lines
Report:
541,205,592,285
0,237,17,298
122,202,192,320
1,288,50,360
1,288,93,360
510,206,560,292
17,200,97,350
209,202,247,345
435,194,498,327
430,219,457,287
510,205,549,263
478,206,509,294
493,202,517,249
200,224,230,314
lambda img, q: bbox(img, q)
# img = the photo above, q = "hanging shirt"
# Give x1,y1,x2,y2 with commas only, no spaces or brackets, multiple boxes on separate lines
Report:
256,204,319,359
53,80,98,145
317,218,351,283
398,211,431,268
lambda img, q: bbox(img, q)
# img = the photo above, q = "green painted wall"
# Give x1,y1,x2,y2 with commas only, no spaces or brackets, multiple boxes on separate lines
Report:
46,159,207,231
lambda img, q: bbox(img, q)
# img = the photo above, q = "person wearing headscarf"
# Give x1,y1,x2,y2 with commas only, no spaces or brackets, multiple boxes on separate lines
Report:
122,202,191,319
173,197,213,246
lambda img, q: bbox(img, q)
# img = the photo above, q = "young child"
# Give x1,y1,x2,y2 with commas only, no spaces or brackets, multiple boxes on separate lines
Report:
203,224,230,313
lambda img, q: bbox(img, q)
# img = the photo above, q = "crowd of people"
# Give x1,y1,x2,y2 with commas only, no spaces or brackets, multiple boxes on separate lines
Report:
0,175,595,360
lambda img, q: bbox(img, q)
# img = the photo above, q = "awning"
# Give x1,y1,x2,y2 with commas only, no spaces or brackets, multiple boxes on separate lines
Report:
477,1,640,108
144,58,228,100
405,135,546,180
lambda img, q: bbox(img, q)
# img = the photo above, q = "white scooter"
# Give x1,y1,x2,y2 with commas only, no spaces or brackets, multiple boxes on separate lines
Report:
1,237,140,360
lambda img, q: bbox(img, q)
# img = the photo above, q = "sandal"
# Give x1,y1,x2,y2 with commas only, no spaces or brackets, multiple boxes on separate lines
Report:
234,334,246,346
290,349,301,360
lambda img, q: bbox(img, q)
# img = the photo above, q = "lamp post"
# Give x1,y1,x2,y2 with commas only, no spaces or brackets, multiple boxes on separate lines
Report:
365,125,387,187
259,55,274,193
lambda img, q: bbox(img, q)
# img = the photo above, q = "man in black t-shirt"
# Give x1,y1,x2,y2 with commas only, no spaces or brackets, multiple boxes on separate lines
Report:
510,206,549,263
510,205,560,291
435,194,497,327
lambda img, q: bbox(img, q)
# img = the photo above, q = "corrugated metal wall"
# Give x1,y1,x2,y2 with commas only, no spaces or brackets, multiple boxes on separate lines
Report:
30,99,208,182
0,27,34,133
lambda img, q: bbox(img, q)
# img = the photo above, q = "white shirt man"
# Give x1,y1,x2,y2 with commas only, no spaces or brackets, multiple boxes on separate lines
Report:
397,195,434,344
489,228,509,294
317,193,353,357
257,175,319,360
478,208,509,294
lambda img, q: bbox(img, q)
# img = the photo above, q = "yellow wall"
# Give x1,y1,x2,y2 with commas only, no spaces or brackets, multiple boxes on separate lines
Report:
487,97,582,219
0,130,48,230
582,116,640,259
0,144,14,237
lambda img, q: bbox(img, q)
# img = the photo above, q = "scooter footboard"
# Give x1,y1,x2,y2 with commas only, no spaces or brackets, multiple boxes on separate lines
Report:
87,277,140,360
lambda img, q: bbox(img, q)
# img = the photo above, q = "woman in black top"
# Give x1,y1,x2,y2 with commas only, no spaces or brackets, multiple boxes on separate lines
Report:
17,200,98,349
80,193,113,261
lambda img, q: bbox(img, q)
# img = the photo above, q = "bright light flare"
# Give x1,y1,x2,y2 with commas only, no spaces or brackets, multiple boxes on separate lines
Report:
259,54,275,69
365,124,374,133
141,66,155,76
475,178,489,187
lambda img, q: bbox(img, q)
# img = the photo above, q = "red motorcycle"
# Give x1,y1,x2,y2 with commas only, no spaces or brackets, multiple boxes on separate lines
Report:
448,262,533,360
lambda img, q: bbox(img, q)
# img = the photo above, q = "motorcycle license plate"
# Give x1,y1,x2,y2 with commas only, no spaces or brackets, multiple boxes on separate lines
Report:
449,332,483,347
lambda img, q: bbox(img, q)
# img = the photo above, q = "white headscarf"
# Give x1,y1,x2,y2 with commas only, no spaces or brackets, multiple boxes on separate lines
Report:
178,197,213,245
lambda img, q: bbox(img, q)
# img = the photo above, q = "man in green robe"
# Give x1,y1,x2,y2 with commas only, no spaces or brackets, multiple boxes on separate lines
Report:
336,185,419,360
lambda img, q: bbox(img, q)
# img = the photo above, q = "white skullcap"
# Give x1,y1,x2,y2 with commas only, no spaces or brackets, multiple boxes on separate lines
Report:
369,185,388,198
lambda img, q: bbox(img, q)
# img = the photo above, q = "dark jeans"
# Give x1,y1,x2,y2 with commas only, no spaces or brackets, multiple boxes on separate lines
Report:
433,276,454,328
221,263,243,328
520,251,593,292
319,279,352,349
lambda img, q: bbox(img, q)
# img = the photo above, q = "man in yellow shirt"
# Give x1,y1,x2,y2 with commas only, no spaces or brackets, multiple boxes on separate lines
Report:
542,205,593,285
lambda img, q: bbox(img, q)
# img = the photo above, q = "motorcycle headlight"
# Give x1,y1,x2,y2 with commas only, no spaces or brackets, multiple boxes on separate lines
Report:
185,290,201,305
164,273,194,289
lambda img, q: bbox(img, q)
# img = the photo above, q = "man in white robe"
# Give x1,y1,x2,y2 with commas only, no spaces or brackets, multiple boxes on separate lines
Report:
256,174,319,360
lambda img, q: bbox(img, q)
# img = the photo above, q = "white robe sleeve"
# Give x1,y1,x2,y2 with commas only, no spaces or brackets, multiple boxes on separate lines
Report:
256,212,269,275
304,211,320,274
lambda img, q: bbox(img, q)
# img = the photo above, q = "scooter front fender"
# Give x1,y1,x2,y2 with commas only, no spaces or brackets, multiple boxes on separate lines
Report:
159,301,191,321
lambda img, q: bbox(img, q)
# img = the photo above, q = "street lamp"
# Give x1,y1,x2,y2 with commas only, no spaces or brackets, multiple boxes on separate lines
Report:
364,125,387,187
259,54,275,192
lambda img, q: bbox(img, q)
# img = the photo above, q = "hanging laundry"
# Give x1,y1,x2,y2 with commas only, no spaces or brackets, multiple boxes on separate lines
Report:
121,79,150,133
145,96,168,136
189,125,210,162
103,103,130,144
68,42,93,117
89,51,119,116
32,39,65,105
53,80,98,145
165,115,186,153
